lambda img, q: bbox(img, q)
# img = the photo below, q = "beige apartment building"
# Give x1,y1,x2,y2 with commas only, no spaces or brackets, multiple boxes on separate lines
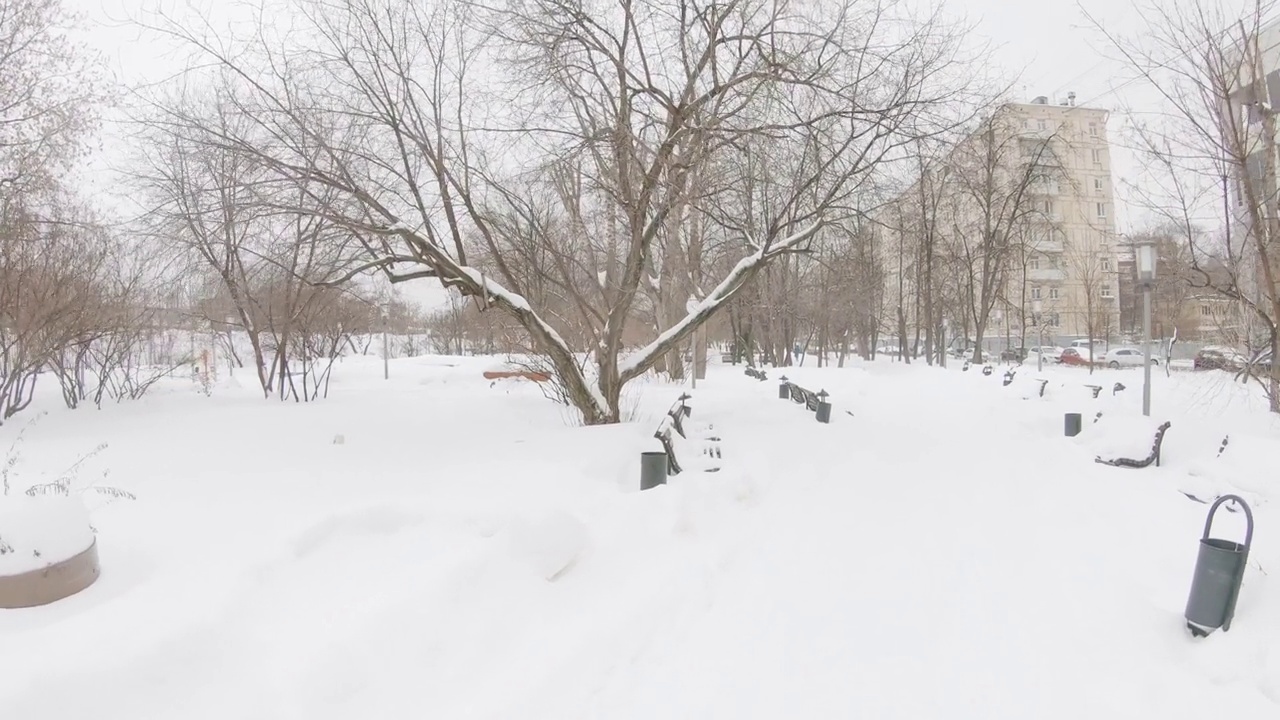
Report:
880,95,1121,354
1222,16,1280,349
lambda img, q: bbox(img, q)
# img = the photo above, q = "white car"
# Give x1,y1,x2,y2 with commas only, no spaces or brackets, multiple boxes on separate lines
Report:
1101,347,1159,368
1028,345,1064,362
1070,338,1105,347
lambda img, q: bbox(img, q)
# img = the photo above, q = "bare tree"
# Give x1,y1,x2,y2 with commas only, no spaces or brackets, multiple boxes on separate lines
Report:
0,200,121,421
0,0,103,195
1089,0,1280,410
941,105,1071,363
140,0,980,424
0,0,111,421
1068,244,1109,374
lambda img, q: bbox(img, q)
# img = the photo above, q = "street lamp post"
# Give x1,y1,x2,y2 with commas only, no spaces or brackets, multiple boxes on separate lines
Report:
686,296,700,390
1032,299,1043,372
992,308,1003,361
381,306,390,381
1135,239,1158,417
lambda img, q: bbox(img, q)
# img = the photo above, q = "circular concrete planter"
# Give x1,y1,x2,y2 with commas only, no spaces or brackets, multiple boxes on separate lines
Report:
0,496,100,609
0,540,99,608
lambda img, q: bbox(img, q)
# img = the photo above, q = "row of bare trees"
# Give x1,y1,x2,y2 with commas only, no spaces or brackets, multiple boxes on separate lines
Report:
118,0,987,424
17,0,1276,424
0,0,181,424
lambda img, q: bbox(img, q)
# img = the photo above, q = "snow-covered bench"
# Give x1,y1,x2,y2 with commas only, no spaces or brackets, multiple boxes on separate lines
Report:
1094,420,1172,469
780,379,821,411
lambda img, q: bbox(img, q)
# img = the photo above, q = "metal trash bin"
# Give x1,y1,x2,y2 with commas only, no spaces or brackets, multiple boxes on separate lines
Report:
640,451,668,491
1064,413,1082,437
1184,494,1253,636
815,390,831,424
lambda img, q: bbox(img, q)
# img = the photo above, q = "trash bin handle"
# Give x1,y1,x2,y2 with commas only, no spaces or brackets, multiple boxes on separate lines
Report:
1202,494,1254,549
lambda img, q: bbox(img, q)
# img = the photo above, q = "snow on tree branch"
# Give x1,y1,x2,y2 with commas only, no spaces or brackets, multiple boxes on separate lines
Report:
618,222,823,382
386,222,612,418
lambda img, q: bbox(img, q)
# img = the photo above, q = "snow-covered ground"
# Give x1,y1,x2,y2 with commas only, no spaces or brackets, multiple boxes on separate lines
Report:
1,355,1278,718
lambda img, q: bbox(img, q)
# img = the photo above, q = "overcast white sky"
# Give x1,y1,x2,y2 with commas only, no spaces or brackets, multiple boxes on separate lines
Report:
61,0,1260,307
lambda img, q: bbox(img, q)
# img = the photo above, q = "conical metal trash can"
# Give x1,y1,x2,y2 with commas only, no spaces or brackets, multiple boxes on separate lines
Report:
1184,494,1253,637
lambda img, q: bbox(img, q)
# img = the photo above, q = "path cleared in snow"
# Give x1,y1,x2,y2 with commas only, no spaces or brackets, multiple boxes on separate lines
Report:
1,356,1277,718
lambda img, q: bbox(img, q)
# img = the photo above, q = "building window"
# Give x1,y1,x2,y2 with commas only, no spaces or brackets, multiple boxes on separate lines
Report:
1101,257,1112,271
1037,119,1047,131
1101,285,1114,298
1032,286,1042,300
1030,257,1040,270
1089,122,1098,136
1049,287,1060,300
1094,178,1104,193
1096,202,1107,218
1201,305,1213,316
1050,312,1060,327
1043,199,1054,214
1091,148,1103,164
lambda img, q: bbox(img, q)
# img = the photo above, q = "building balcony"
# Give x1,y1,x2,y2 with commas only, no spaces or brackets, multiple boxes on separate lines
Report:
1031,239,1064,253
1027,268,1067,282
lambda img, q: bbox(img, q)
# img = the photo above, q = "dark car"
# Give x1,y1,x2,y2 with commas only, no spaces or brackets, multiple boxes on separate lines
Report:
1194,347,1244,372
1244,348,1275,373
1000,347,1027,363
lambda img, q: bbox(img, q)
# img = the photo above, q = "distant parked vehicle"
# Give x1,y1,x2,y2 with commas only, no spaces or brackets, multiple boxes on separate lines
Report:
1101,347,1159,369
1059,347,1096,366
1194,346,1246,372
1000,347,1027,362
1068,338,1106,350
1243,348,1275,373
1027,345,1064,363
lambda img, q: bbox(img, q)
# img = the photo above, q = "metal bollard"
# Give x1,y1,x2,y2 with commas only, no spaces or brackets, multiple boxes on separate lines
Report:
1185,495,1253,636
815,389,831,424
778,376,790,400
1064,413,1082,437
640,451,669,491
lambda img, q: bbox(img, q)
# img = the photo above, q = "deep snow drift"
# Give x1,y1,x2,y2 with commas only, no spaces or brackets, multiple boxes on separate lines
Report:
0,354,1277,718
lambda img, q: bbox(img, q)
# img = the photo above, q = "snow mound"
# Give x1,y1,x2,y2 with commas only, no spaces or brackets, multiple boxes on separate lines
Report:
506,510,590,581
292,506,425,558
1076,414,1168,462
1180,433,1279,509
0,496,95,576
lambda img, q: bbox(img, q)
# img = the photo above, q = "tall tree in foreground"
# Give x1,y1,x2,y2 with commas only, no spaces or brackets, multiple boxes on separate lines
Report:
144,0,981,424
1089,0,1280,411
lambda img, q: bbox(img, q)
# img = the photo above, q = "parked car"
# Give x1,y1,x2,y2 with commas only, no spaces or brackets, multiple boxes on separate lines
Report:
1101,347,1159,369
1243,348,1275,373
1068,338,1106,350
1194,346,1246,372
1059,347,1097,366
1027,345,1064,363
1000,347,1027,362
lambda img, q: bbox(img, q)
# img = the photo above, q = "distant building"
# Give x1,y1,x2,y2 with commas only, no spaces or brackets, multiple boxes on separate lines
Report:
1116,244,1245,346
1222,16,1280,343
879,95,1120,351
